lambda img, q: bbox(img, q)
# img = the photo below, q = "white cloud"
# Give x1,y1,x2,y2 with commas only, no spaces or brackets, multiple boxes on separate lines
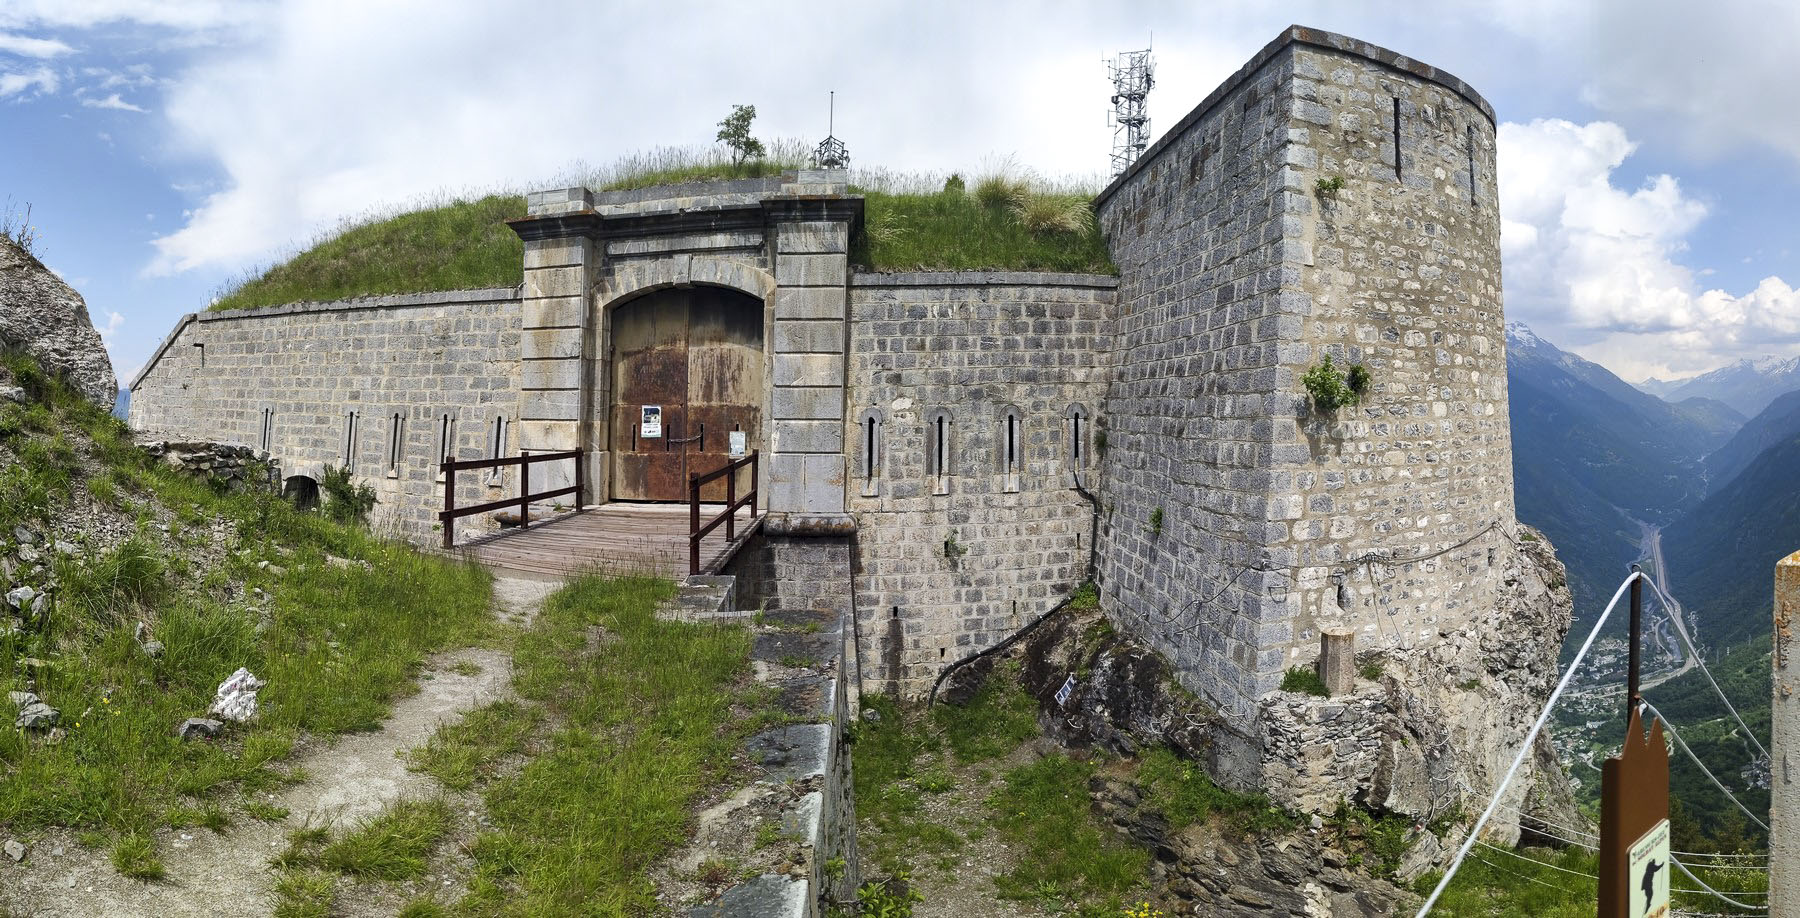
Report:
144,1,1266,274
96,309,124,348
0,66,56,97
0,1,258,31
0,32,73,57
1500,118,1800,378
80,91,146,112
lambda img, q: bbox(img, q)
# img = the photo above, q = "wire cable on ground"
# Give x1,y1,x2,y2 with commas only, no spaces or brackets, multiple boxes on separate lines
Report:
1643,578,1770,761
1640,700,1771,833
1415,570,1643,917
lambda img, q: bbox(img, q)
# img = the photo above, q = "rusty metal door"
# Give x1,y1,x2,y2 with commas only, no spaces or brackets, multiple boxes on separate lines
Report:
610,287,763,501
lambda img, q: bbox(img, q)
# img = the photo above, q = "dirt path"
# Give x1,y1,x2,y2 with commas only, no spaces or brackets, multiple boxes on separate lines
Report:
0,575,556,918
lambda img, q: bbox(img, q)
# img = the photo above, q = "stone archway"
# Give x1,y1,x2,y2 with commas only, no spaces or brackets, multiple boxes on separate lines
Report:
608,284,765,501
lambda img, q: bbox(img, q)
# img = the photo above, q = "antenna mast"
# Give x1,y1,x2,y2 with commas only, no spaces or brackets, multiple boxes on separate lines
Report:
813,90,849,169
1107,46,1155,177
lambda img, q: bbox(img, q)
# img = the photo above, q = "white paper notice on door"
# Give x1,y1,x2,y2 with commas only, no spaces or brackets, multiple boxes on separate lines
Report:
640,406,662,438
729,430,746,457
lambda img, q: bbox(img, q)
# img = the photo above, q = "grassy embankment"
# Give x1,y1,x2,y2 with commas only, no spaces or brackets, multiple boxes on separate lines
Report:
209,147,1114,313
275,572,775,917
0,355,495,878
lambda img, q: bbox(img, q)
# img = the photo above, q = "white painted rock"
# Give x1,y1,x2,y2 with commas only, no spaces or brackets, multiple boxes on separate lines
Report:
208,667,265,722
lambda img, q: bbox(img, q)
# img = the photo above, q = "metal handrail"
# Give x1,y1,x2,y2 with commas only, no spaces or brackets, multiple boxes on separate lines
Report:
440,449,584,549
689,450,758,574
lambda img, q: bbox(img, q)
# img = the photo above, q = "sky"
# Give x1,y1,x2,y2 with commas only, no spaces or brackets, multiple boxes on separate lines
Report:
5,0,1800,387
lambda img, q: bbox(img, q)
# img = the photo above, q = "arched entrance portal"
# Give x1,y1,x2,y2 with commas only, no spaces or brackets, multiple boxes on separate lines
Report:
610,285,764,501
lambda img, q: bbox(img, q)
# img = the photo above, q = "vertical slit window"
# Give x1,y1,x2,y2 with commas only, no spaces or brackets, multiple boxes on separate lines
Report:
342,410,358,468
1391,97,1403,181
1466,124,1478,206
260,407,273,453
858,409,883,496
927,410,952,494
866,417,877,478
387,413,403,474
488,415,507,484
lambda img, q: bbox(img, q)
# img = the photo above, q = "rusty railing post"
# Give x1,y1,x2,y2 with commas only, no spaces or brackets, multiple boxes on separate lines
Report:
441,457,454,550
689,473,702,575
750,450,759,518
520,452,530,529
726,459,737,542
575,450,585,509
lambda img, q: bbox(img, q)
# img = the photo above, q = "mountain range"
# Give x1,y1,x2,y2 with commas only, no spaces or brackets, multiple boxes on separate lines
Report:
1509,323,1800,647
1635,354,1800,418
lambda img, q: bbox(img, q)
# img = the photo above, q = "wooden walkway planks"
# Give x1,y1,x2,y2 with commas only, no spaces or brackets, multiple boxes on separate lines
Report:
458,502,758,580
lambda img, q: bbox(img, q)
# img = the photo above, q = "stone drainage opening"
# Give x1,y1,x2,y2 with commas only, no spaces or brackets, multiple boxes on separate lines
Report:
282,475,319,511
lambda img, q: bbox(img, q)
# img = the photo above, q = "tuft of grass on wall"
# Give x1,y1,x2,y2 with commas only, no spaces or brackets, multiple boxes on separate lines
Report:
852,187,1115,275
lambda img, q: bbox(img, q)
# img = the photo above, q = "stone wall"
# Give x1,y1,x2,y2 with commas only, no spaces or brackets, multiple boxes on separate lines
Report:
1094,26,1509,719
128,289,524,541
843,271,1115,695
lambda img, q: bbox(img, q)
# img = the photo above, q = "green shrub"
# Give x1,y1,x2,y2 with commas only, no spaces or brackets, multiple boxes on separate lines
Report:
1281,666,1329,696
1302,354,1370,413
319,466,377,524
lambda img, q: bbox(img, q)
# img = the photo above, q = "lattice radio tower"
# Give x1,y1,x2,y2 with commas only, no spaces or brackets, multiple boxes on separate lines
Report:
1107,46,1155,177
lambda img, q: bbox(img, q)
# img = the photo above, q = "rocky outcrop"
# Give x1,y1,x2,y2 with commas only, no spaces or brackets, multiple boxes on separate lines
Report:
0,236,116,407
943,524,1581,900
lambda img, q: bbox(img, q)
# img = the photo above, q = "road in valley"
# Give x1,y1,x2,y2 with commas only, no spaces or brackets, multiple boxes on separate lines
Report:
1636,521,1697,691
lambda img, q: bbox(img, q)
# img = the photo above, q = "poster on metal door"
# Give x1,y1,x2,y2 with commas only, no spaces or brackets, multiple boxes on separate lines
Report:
729,430,746,457
1628,818,1670,918
640,406,662,438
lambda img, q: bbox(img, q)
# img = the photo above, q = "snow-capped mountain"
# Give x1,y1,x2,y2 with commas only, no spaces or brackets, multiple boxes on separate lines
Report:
1658,354,1800,417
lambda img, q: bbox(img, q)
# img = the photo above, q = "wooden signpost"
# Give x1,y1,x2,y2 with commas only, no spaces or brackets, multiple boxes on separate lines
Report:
1599,569,1671,918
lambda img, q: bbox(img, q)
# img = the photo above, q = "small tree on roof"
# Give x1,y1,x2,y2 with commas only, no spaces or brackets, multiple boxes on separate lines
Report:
717,104,767,169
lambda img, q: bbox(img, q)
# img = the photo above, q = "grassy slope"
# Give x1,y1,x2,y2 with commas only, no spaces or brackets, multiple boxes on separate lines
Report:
0,356,494,869
211,194,526,312
426,573,780,916
209,169,1115,312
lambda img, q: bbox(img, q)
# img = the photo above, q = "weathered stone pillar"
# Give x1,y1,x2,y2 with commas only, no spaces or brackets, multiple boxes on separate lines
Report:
1320,628,1355,696
515,188,600,504
764,171,857,528
1773,550,1800,915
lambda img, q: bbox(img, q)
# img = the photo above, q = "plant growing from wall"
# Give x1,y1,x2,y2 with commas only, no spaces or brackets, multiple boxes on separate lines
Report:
1302,354,1371,413
1093,429,1108,456
1314,175,1345,199
320,466,377,525
943,529,967,559
716,104,766,168
1147,507,1164,537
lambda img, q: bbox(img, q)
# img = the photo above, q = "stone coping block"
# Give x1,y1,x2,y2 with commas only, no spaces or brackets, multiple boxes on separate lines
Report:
687,875,807,918
849,270,1119,288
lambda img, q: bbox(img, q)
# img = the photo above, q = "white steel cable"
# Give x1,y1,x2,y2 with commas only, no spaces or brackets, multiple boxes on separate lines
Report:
1641,700,1771,833
1671,855,1772,912
1415,571,1643,917
1642,578,1770,761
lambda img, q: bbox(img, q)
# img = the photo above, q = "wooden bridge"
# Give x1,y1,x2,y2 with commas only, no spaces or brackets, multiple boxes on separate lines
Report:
457,502,759,580
441,450,762,581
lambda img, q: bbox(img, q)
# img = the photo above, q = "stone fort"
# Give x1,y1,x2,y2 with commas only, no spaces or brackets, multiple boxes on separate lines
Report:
132,26,1512,718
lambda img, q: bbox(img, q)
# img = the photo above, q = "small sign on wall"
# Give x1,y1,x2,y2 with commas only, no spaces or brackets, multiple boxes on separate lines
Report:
640,406,662,438
1055,674,1077,708
729,430,747,457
